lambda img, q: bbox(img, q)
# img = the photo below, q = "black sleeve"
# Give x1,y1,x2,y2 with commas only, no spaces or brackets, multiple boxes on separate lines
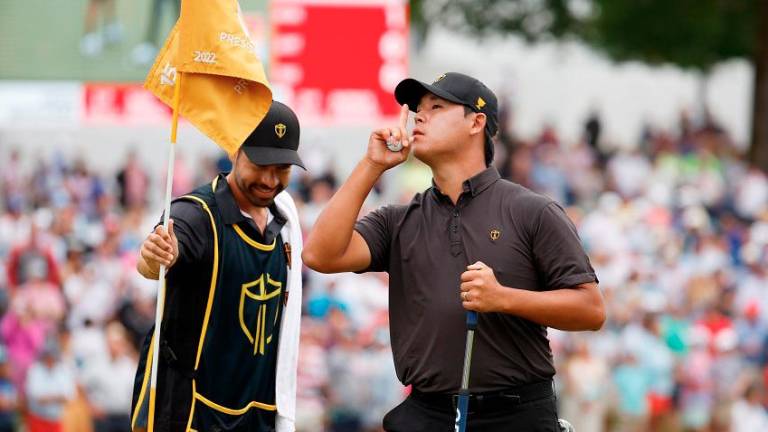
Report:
354,205,397,273
531,202,598,290
157,200,212,271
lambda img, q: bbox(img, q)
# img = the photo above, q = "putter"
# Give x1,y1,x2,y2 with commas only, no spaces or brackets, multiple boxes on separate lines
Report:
454,310,478,432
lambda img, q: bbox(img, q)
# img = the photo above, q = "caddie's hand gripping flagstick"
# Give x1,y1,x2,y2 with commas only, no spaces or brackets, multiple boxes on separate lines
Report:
147,71,183,432
455,310,478,432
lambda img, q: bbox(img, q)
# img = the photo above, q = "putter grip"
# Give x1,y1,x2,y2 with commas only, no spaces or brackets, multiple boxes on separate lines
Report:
466,311,478,330
455,389,470,432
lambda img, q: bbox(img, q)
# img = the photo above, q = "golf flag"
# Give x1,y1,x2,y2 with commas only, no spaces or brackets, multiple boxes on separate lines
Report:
144,0,272,154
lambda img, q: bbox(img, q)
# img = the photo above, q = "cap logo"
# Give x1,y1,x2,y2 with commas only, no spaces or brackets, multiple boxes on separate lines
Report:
433,73,446,84
476,97,486,110
275,123,287,138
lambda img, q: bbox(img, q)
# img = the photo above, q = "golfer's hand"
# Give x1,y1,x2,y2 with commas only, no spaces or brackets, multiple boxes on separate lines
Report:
365,104,413,171
140,220,179,274
460,261,505,312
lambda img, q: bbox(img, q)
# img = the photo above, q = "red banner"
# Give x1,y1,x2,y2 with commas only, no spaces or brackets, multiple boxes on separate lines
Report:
270,0,408,126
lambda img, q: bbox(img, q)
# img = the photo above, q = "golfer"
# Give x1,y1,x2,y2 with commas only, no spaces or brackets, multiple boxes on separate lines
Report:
302,72,605,431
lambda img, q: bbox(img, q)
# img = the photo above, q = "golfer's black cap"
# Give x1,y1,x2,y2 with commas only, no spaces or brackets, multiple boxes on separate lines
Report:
241,101,305,169
395,72,498,164
395,72,498,135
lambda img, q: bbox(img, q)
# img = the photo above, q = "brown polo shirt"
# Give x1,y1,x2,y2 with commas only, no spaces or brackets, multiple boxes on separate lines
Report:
354,167,598,393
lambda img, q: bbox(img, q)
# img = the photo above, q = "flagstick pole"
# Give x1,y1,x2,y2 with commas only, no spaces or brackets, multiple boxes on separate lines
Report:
147,71,183,432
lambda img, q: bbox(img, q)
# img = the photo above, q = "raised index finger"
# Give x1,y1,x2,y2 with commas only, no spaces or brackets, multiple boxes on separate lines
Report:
399,104,409,130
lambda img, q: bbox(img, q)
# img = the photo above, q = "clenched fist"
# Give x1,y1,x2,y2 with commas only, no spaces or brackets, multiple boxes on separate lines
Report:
460,261,506,313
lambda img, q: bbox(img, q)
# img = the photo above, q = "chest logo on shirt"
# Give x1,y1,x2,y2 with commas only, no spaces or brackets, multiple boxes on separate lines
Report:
239,274,282,355
489,228,501,241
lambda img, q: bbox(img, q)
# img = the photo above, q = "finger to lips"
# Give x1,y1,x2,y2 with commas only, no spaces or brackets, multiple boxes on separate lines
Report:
399,104,409,126
399,104,411,147
399,127,409,148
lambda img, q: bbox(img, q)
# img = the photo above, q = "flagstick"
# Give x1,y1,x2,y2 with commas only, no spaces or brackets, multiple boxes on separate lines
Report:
147,71,183,432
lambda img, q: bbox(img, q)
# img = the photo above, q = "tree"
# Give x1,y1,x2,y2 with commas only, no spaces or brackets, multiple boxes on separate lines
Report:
411,0,768,171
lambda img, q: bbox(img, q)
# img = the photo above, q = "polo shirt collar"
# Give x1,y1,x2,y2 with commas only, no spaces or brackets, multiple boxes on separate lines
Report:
431,166,501,200
465,166,501,196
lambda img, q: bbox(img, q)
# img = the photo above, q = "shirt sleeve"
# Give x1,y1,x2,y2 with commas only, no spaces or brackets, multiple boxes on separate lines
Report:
531,202,598,290
354,205,396,273
157,200,212,271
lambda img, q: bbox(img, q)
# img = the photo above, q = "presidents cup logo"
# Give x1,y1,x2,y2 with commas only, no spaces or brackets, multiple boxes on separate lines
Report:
475,97,486,110
433,73,446,84
275,123,287,138
489,228,501,241
239,274,282,355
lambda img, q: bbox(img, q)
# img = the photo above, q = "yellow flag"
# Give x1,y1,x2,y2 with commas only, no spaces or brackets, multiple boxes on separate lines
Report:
144,0,272,154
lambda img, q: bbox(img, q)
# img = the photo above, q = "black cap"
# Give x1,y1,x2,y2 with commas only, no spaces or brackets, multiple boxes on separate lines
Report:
395,72,499,165
241,101,305,169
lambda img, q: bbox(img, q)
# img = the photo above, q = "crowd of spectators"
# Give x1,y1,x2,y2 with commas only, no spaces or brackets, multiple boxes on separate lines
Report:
0,105,767,431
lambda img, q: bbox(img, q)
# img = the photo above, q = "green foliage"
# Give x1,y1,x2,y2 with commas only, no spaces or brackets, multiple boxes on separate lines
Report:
411,0,581,42
411,0,759,70
586,0,757,70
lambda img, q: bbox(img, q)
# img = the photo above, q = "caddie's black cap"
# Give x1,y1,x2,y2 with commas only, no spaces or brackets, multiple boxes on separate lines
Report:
395,72,499,165
241,100,305,169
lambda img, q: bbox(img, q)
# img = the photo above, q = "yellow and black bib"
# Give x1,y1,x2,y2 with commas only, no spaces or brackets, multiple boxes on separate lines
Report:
132,177,287,432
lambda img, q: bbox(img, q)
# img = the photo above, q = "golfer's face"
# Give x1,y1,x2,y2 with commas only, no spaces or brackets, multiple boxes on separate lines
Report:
413,94,471,162
234,152,291,207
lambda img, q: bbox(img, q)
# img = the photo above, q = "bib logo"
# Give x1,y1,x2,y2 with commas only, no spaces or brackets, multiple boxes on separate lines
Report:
239,274,282,355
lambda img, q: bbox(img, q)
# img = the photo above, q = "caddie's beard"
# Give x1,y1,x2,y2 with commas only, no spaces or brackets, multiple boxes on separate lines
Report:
235,172,284,208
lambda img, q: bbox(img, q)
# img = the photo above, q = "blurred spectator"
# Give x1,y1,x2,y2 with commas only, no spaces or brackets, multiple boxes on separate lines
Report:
80,0,123,58
25,338,76,432
730,383,768,431
80,322,136,432
5,222,61,291
561,339,609,432
583,110,609,170
612,352,650,432
131,0,181,65
1,295,50,394
170,152,193,198
115,150,149,211
295,319,330,431
0,347,18,432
